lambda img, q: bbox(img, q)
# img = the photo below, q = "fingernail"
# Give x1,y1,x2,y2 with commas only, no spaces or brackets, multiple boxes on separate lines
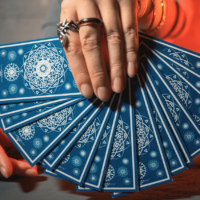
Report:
97,87,109,102
127,62,135,78
113,77,123,93
81,84,93,99
0,166,9,178
25,169,37,177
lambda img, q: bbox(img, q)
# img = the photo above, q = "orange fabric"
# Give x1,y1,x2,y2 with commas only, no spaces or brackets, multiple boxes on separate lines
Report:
168,0,200,53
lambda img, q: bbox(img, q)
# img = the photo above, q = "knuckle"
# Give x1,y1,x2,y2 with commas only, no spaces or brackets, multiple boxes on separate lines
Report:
107,30,122,45
90,71,106,82
111,62,124,74
124,27,137,39
81,33,100,52
64,42,80,56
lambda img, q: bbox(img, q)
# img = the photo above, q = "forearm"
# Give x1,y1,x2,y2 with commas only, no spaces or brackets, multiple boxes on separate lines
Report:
137,0,194,39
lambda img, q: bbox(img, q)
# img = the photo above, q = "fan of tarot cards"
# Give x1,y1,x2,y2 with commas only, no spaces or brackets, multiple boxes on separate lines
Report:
0,32,200,198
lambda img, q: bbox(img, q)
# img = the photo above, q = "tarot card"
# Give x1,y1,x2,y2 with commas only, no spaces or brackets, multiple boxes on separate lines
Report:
140,55,200,158
138,60,192,166
140,72,188,175
132,74,172,190
7,97,102,166
41,94,116,170
46,94,119,185
76,185,97,193
80,93,122,191
0,37,82,104
0,98,81,133
140,43,200,126
139,33,200,72
99,78,138,193
0,99,78,119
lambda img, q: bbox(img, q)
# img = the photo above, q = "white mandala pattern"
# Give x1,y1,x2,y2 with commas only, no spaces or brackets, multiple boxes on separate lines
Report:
0,50,7,57
43,135,49,142
48,153,54,160
156,170,164,178
12,115,19,120
18,48,24,55
8,84,18,94
36,106,75,133
89,175,97,182
139,162,147,179
123,178,131,185
136,111,154,155
19,88,25,94
196,61,200,68
30,149,37,156
90,163,98,174
194,138,200,146
150,151,157,158
163,48,193,68
1,105,8,111
162,94,181,126
122,158,129,165
163,141,168,148
111,117,130,159
6,118,12,124
75,117,101,148
170,159,178,167
2,89,8,97
121,106,126,113
33,138,43,149
117,167,128,177
73,168,80,176
182,123,189,130
19,125,35,140
8,51,17,61
95,155,101,163
148,160,159,170
164,74,192,109
166,150,172,159
71,156,82,167
4,63,20,81
99,124,111,148
184,132,195,142
80,150,86,157
61,154,70,165
193,115,200,125
105,165,115,182
21,42,69,95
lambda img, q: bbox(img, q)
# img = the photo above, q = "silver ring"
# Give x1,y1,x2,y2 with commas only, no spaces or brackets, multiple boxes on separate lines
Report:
57,19,79,47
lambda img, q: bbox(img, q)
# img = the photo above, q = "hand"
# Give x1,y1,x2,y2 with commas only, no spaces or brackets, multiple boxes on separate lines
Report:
0,128,38,178
61,0,139,101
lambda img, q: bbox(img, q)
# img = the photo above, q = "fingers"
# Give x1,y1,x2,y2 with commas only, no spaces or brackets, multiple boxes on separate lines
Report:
61,1,93,99
0,145,13,178
0,128,14,148
77,0,112,101
10,158,38,177
118,0,139,77
98,0,126,93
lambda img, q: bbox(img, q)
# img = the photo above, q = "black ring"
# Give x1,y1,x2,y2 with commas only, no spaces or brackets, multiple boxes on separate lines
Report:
77,18,103,28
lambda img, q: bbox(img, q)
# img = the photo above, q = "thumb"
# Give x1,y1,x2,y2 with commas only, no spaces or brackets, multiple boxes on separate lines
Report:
0,145,13,178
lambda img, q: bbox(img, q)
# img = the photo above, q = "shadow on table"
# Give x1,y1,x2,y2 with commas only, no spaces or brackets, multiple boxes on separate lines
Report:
0,165,47,193
56,155,200,200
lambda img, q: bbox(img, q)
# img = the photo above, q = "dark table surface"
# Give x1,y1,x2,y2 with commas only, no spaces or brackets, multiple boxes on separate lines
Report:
1,155,200,200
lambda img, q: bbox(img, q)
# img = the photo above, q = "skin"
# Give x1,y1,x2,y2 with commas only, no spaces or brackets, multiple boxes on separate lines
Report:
61,0,139,101
0,128,38,178
0,0,193,179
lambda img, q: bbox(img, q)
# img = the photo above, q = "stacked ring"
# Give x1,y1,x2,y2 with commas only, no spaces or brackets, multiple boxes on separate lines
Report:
57,18,103,47
77,18,103,28
57,19,79,47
